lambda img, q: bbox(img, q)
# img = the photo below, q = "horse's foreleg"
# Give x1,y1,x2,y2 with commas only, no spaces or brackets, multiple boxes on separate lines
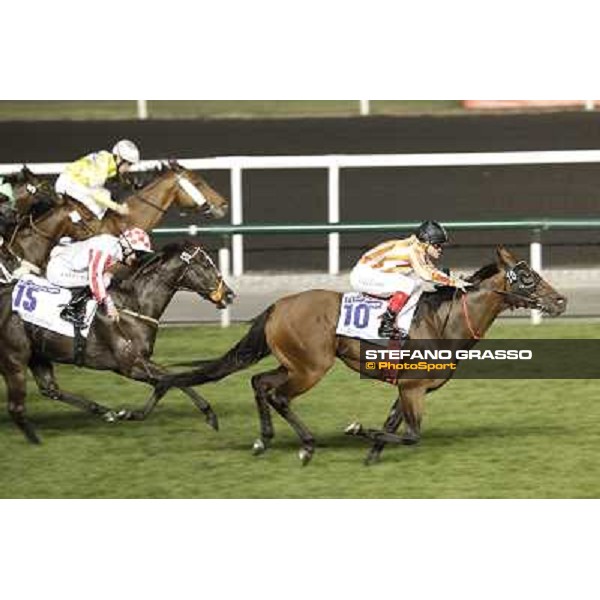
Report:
399,386,425,446
29,359,119,421
179,387,219,431
364,394,404,465
118,358,218,428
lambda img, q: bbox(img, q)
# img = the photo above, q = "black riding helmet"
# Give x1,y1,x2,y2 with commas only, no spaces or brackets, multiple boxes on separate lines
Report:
415,220,449,245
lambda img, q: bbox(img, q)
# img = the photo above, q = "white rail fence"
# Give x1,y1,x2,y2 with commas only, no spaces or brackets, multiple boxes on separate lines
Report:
3,148,600,326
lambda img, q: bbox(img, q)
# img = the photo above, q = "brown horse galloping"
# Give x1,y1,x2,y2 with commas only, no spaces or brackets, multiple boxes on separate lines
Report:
99,162,229,236
0,241,234,444
0,162,229,278
155,247,566,465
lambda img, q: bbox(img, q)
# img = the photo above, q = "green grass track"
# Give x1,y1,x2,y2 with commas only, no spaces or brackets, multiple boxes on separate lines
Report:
1,319,598,498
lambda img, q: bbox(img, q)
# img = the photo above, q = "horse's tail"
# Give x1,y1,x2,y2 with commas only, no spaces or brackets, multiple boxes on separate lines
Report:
160,306,273,390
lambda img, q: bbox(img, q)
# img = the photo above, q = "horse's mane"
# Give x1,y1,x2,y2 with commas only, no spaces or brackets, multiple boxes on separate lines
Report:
413,262,500,323
113,242,189,292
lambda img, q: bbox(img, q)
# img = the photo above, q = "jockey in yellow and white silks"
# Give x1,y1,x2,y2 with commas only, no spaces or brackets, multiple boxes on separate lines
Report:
54,140,140,219
350,221,471,339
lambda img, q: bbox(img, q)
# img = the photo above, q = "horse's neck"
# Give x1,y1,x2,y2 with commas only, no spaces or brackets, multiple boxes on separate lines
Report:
121,174,176,230
10,208,70,266
129,265,178,320
457,273,507,338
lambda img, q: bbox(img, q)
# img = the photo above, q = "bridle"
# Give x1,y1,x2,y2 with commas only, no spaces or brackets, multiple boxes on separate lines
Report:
496,261,543,310
173,245,226,303
117,245,226,327
126,170,213,216
458,261,543,339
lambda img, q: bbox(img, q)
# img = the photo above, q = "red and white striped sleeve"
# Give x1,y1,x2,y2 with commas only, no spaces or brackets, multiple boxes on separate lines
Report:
88,248,112,303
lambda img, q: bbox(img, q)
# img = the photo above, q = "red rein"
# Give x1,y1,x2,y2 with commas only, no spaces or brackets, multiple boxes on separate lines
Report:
461,293,482,340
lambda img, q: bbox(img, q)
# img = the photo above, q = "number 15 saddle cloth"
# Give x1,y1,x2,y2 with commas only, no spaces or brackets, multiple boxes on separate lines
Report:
11,274,98,338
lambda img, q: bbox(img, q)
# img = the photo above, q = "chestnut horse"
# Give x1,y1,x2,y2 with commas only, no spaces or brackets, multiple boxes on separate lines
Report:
98,162,228,236
0,162,228,278
155,247,566,465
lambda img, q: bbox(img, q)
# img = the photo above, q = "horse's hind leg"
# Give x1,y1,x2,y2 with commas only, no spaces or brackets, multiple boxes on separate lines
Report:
250,366,287,455
268,368,330,466
5,369,40,444
29,359,119,421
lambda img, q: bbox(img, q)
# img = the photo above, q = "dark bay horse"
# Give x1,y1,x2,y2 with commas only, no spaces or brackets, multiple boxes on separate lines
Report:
0,241,234,443
155,247,566,465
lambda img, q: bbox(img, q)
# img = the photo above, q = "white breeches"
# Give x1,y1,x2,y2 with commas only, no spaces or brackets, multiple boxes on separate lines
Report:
46,255,111,292
55,174,107,219
46,256,89,288
350,264,420,297
350,264,423,331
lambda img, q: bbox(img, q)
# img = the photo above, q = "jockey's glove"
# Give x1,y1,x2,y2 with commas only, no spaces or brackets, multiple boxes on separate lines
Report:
454,279,473,292
104,296,120,322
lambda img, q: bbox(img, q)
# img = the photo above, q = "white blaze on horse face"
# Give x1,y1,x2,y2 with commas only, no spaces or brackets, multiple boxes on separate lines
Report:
177,176,208,207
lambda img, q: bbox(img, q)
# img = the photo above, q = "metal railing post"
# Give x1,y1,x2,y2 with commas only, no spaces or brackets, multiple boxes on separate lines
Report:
219,244,231,328
231,165,244,277
136,100,148,120
328,164,340,275
530,229,542,325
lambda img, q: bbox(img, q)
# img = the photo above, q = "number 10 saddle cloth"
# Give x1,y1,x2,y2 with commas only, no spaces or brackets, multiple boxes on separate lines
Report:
336,292,409,346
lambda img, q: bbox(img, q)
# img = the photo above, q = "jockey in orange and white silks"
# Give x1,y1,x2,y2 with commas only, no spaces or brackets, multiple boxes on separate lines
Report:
350,221,471,339
54,140,140,219
46,228,152,323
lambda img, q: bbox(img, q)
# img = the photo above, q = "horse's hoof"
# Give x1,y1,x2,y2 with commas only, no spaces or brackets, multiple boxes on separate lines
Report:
116,409,132,421
103,411,119,423
298,447,314,466
364,451,381,466
26,430,41,445
345,421,363,436
401,432,420,445
252,438,266,455
206,412,219,431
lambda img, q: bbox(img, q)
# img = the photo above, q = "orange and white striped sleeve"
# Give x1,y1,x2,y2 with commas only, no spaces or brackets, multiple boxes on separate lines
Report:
407,243,455,286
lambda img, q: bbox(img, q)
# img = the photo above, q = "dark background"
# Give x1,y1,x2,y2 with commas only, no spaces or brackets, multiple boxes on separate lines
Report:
2,112,600,270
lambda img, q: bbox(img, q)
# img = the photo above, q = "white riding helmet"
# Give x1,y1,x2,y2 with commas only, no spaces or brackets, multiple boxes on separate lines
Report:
112,139,140,165
119,228,152,253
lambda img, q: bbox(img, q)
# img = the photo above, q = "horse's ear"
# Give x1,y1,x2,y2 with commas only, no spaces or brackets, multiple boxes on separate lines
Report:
496,245,517,268
167,158,180,171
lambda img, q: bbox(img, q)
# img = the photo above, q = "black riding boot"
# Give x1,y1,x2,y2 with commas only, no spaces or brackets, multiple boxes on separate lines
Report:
60,287,92,326
378,309,409,340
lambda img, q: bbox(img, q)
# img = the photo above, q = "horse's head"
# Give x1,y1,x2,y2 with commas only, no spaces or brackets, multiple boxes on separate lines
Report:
495,246,567,317
167,161,229,219
166,242,235,309
8,166,56,213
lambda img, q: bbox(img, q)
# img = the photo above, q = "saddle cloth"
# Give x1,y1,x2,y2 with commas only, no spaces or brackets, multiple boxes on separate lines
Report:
335,292,414,345
11,274,98,338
